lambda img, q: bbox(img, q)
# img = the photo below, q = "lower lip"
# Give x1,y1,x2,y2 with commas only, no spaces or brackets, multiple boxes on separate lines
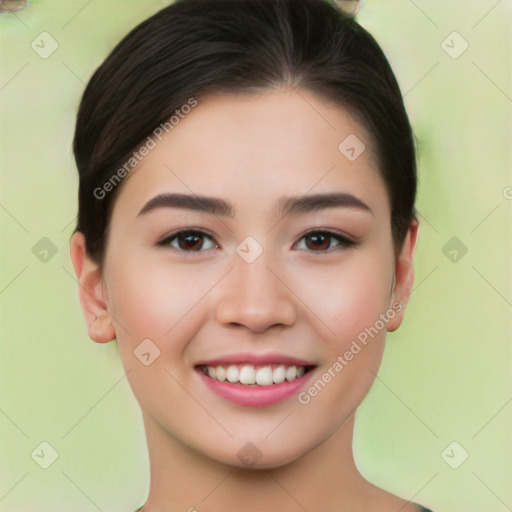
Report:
196,368,315,407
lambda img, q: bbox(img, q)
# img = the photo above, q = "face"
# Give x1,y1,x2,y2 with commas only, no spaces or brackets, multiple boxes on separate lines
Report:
73,89,417,469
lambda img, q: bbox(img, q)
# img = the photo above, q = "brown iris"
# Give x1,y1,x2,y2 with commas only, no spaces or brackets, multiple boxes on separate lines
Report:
303,233,332,251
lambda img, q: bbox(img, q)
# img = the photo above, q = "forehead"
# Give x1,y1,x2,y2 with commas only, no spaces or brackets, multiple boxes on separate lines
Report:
111,88,389,221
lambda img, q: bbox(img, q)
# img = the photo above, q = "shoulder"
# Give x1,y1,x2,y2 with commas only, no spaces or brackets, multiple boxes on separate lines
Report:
413,505,435,512
360,479,434,512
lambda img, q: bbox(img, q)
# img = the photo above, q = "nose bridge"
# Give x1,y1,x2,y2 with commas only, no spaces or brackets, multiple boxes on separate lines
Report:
214,243,297,332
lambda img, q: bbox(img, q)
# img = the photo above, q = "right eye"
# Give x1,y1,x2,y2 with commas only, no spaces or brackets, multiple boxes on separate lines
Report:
157,230,219,255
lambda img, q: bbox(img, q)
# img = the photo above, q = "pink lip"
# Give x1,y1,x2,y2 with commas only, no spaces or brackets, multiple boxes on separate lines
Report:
194,352,316,367
195,366,316,407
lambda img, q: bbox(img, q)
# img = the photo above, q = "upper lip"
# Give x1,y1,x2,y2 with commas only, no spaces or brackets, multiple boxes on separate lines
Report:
194,352,316,367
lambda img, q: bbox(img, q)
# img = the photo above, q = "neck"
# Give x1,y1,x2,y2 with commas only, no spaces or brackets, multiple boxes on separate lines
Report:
138,411,386,512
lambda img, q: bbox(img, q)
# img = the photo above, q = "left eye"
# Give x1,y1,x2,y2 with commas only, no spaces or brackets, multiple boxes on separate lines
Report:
157,229,356,254
293,231,355,252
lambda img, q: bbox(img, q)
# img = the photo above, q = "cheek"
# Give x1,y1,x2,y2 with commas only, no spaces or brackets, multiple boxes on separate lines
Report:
103,252,208,405
105,251,218,349
107,258,171,338
102,256,156,359
294,253,393,419
290,250,393,347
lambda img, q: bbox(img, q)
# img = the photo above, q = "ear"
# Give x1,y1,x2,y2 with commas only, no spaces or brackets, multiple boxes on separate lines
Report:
386,219,419,332
69,231,116,343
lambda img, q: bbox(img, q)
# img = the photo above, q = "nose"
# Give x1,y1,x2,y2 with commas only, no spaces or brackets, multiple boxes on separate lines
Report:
214,250,298,333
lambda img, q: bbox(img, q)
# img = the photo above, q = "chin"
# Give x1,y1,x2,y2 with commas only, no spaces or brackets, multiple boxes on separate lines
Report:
206,436,315,471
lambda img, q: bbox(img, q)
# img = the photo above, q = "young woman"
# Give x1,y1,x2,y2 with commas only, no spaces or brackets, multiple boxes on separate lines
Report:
69,0,432,510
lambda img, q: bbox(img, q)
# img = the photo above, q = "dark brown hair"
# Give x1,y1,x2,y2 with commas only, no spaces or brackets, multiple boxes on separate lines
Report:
73,0,417,266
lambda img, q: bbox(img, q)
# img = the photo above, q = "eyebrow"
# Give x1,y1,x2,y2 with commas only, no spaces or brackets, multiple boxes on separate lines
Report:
137,192,372,219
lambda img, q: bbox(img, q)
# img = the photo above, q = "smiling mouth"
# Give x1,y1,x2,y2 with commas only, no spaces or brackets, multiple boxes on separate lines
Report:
196,363,316,386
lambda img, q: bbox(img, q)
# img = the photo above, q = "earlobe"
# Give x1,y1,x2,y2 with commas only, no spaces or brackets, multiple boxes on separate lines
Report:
386,220,419,332
69,231,116,343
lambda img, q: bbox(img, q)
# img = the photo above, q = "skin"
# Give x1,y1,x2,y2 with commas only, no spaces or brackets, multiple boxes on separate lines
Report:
70,88,420,511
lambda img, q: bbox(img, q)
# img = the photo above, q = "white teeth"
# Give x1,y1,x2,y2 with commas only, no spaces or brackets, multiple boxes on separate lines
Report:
255,366,273,386
239,365,256,385
226,365,239,383
273,365,286,384
216,365,226,381
202,363,310,385
285,365,297,381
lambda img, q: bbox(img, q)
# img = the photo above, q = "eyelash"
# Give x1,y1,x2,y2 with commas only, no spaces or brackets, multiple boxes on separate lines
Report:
156,229,358,256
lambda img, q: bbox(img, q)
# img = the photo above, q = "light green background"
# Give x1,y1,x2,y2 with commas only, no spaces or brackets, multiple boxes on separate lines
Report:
0,1,510,511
